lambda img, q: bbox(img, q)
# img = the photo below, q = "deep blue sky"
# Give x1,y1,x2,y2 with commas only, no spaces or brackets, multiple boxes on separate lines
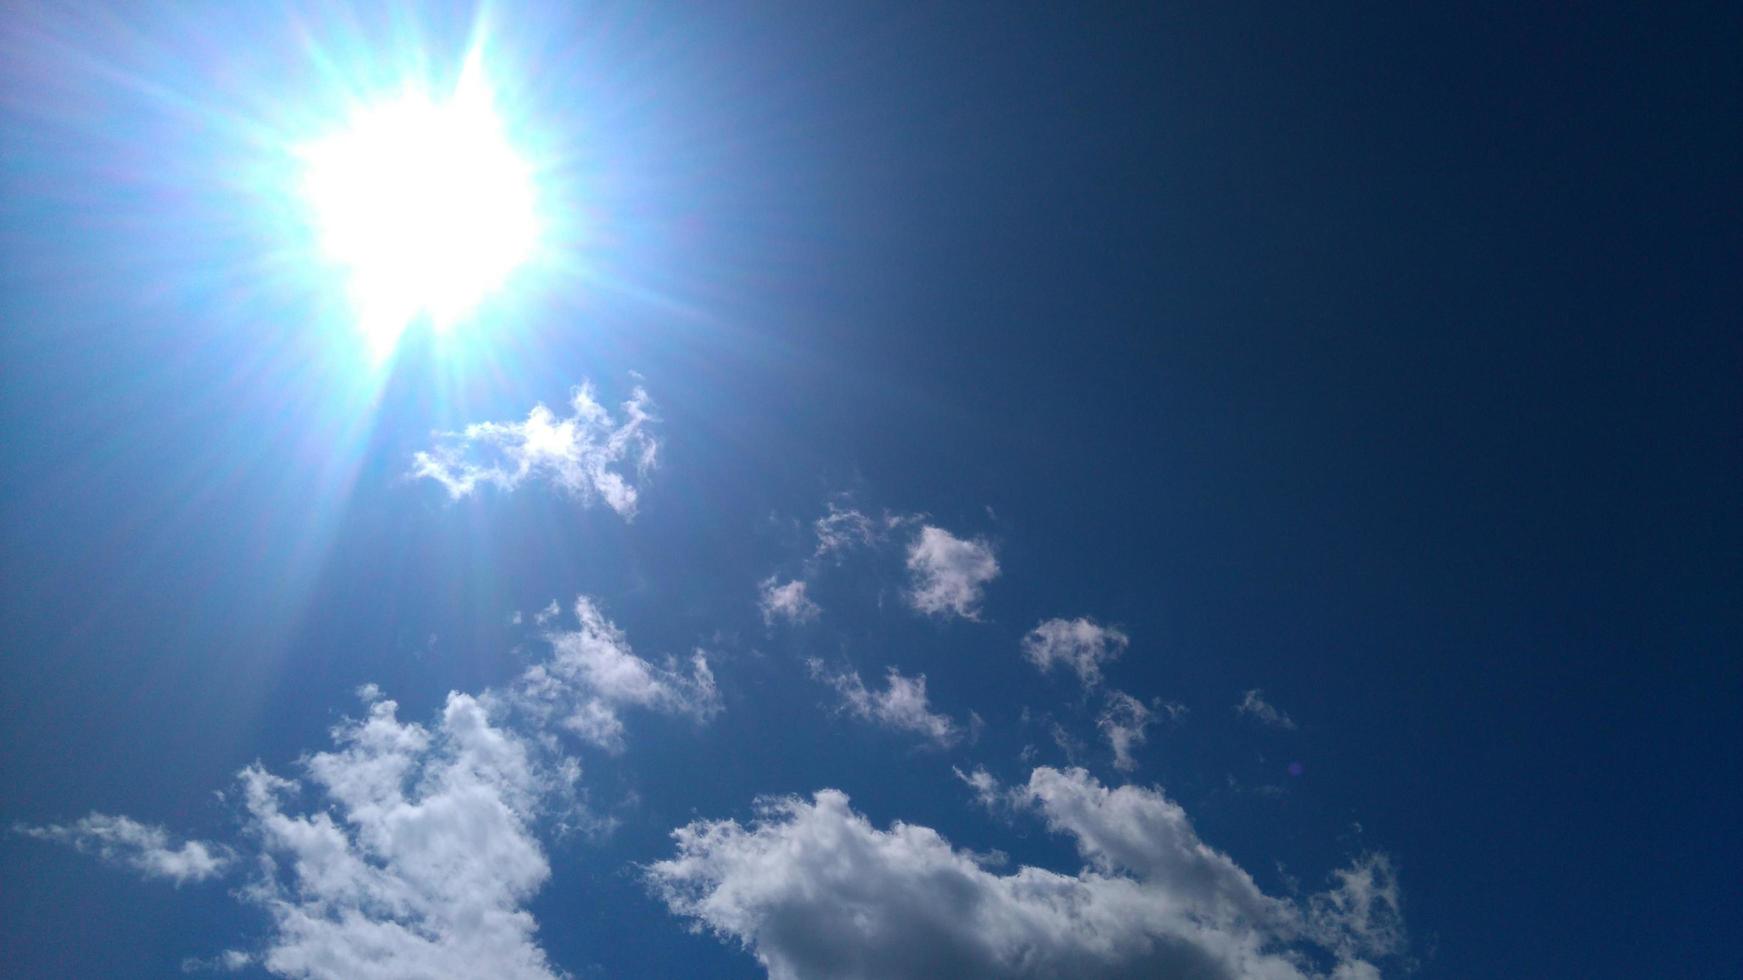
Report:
2,3,1738,978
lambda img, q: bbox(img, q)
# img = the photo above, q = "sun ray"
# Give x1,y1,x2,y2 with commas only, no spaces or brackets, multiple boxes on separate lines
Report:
297,53,539,359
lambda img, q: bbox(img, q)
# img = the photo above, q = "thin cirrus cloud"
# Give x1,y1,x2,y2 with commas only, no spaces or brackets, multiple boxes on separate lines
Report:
808,659,960,746
1237,688,1298,730
905,525,999,620
648,765,1405,980
1022,617,1129,689
411,383,659,518
13,813,231,885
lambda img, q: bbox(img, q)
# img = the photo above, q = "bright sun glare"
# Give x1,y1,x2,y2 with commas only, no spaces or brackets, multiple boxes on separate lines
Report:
300,58,538,357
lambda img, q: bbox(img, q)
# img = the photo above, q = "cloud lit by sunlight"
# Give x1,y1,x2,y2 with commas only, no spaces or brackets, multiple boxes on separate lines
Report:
297,53,539,359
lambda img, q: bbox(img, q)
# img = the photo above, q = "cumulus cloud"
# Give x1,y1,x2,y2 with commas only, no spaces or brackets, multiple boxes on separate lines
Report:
411,383,659,518
15,813,231,885
27,593,726,977
757,577,819,625
808,660,960,746
238,691,565,980
650,767,1404,980
513,596,721,753
1022,617,1130,688
28,689,588,977
905,526,999,619
1237,689,1298,730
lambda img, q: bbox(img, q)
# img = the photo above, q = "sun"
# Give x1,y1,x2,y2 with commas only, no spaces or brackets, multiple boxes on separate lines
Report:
299,57,539,357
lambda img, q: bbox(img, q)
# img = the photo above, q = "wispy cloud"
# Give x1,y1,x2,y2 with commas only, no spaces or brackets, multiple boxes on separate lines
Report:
954,765,1005,812
813,501,884,558
809,660,960,746
1097,691,1152,771
757,577,819,625
649,766,1405,979
1022,617,1129,688
1050,720,1087,764
1236,689,1298,730
179,949,253,974
1098,693,1186,772
514,596,720,753
14,814,231,885
905,525,999,619
1309,853,1407,967
412,383,658,518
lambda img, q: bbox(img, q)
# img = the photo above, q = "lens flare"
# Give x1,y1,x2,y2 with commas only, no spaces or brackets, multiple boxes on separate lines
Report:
298,56,538,358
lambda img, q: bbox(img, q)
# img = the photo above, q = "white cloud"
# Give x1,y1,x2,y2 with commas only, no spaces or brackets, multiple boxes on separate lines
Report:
411,383,659,518
1050,721,1087,764
648,766,1404,980
26,592,732,977
1237,689,1298,730
1308,854,1407,968
1015,767,1276,919
1097,691,1156,772
180,949,254,973
238,692,564,980
513,596,721,753
809,660,959,746
1021,617,1129,688
811,500,928,558
757,577,819,625
31,690,582,977
1095,695,1185,772
15,813,231,885
813,502,881,558
953,766,1005,812
905,525,999,619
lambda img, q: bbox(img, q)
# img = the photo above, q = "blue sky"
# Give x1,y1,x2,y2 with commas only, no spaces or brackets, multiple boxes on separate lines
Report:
2,3,1738,978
